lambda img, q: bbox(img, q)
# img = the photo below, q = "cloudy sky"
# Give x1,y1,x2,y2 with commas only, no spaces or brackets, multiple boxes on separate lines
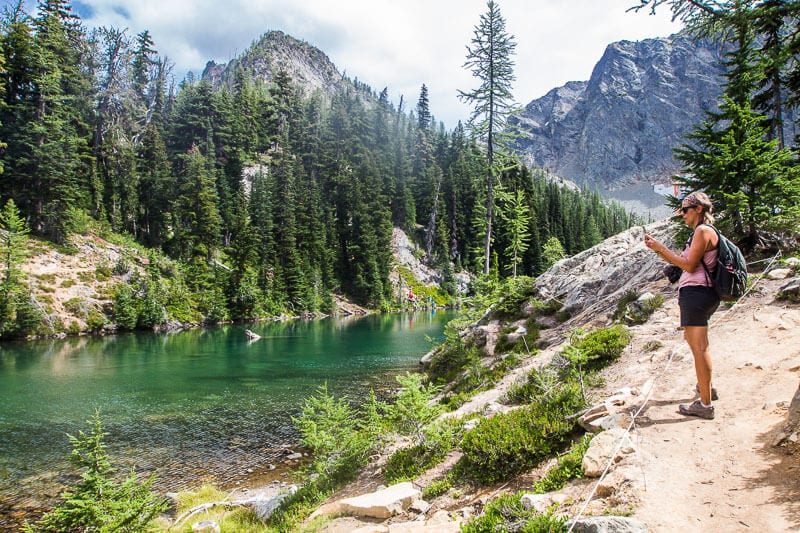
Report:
11,0,682,127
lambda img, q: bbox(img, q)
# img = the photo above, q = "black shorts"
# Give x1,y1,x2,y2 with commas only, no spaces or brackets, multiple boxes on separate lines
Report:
679,286,720,327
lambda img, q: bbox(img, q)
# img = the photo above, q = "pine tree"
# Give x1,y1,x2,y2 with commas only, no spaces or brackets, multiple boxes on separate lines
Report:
0,199,30,337
170,145,222,260
25,411,168,532
495,186,531,278
673,1,800,242
459,0,517,274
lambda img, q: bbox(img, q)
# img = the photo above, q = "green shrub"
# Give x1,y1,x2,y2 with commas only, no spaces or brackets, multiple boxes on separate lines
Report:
613,290,664,325
461,492,567,533
532,434,593,494
384,373,443,446
573,325,631,370
384,417,462,483
488,277,537,321
64,297,86,315
24,411,168,533
60,278,76,288
113,282,138,331
457,385,584,484
292,383,373,483
95,263,112,281
426,340,477,384
85,308,108,332
422,477,453,500
504,366,560,406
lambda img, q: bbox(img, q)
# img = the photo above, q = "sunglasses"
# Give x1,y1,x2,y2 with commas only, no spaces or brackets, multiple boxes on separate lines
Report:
680,205,696,214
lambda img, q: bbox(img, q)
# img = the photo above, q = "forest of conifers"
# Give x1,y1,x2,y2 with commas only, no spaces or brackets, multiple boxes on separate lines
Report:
0,1,636,329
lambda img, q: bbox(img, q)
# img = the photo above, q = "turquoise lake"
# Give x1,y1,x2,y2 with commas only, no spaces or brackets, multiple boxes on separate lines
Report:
0,310,454,527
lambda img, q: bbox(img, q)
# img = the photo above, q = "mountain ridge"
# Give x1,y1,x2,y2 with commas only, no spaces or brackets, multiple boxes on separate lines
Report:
510,33,728,216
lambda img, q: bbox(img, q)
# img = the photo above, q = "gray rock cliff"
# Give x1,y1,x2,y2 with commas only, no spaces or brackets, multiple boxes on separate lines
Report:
510,33,727,213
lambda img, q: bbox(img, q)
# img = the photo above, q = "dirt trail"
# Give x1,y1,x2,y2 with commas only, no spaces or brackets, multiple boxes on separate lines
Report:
601,277,800,532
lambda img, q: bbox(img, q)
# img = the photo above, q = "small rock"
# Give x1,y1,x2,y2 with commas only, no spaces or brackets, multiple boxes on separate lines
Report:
582,427,636,477
463,419,479,431
409,499,430,514
767,268,792,280
785,257,800,268
567,516,648,533
192,521,221,533
458,506,476,519
285,452,303,460
337,482,421,519
520,493,552,513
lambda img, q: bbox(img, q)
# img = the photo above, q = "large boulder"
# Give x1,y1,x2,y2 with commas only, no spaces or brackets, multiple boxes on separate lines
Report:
534,221,673,324
337,482,422,519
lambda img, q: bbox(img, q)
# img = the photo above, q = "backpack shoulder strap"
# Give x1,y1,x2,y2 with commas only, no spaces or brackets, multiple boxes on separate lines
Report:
695,223,720,286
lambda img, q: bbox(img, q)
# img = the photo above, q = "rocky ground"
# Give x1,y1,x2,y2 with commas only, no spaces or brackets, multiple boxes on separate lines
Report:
297,223,800,533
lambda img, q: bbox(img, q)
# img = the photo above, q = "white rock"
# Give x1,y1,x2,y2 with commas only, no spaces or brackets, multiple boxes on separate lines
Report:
338,482,422,519
520,493,552,513
409,499,431,513
582,427,637,477
192,521,220,533
767,268,792,280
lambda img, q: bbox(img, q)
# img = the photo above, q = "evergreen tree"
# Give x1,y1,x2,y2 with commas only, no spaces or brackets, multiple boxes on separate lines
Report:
170,145,222,260
3,0,93,241
495,185,531,278
542,236,566,271
25,411,168,532
459,0,517,274
673,1,800,242
0,198,29,337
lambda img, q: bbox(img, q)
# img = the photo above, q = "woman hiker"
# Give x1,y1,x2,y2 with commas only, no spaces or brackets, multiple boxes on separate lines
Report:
644,191,720,420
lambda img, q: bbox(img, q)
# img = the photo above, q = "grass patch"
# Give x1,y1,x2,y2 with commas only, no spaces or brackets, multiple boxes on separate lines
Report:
422,477,453,500
461,492,567,532
397,266,452,307
166,484,265,532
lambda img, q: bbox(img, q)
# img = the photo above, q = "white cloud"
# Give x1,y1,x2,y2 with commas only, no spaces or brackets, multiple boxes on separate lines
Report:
22,0,682,127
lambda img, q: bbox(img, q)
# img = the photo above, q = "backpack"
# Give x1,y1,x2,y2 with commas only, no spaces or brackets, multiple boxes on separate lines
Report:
699,225,748,301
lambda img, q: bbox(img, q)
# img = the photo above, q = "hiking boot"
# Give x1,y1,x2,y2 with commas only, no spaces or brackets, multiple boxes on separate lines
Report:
679,399,715,420
695,383,719,401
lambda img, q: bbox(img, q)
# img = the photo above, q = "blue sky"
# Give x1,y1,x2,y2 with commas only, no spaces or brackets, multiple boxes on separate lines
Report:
5,0,682,127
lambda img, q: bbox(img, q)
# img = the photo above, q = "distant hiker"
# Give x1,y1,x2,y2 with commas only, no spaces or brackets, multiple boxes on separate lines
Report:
644,191,719,420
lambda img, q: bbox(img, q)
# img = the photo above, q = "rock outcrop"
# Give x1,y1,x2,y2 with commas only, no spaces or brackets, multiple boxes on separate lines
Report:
533,219,674,326
202,30,348,100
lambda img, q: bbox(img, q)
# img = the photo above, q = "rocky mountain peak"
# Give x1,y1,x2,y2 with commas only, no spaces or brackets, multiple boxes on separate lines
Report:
201,30,346,97
510,33,728,216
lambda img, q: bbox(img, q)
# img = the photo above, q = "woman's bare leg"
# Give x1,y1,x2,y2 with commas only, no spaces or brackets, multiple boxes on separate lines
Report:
684,325,713,405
